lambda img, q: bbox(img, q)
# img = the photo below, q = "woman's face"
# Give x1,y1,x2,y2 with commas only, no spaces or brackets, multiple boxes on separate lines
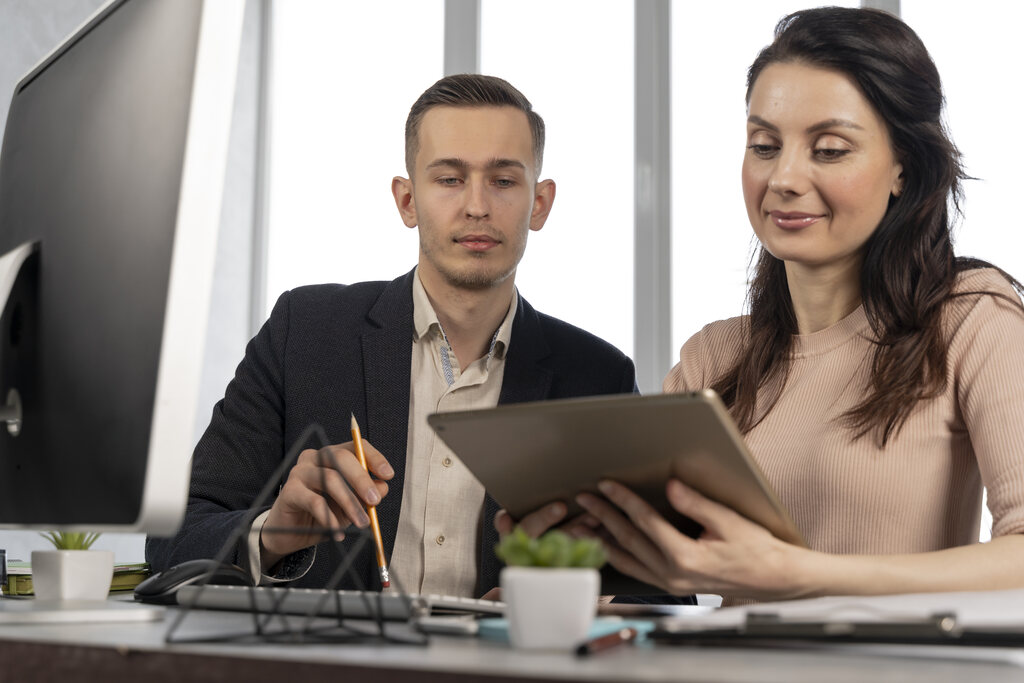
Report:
742,61,903,274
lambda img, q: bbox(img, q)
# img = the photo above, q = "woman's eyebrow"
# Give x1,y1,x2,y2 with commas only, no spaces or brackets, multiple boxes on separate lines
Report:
806,118,864,134
746,114,864,135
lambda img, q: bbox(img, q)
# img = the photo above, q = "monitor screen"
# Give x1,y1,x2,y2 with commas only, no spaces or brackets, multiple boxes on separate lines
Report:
0,0,243,534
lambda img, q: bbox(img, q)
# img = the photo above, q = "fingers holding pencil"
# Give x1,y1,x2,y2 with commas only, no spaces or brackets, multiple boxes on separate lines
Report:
260,428,394,574
351,414,391,588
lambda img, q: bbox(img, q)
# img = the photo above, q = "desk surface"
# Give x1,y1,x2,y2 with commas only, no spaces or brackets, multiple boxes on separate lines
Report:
0,601,1023,683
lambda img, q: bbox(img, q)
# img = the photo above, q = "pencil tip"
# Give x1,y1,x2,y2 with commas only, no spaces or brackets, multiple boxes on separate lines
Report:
350,413,357,429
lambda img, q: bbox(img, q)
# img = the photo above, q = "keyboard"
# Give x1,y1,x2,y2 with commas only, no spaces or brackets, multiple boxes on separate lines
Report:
175,584,505,621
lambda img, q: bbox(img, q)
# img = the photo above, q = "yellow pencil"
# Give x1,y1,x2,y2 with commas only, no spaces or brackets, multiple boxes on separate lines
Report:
350,414,390,588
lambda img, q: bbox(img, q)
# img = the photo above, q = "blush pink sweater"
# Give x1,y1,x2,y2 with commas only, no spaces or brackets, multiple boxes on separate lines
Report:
664,268,1024,555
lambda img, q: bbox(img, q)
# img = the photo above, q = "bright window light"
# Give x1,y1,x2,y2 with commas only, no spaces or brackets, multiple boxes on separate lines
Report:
266,1,443,312
902,2,1024,282
481,0,634,358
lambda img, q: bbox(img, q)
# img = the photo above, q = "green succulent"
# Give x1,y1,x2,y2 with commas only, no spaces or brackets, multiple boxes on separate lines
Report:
495,526,606,569
40,531,101,550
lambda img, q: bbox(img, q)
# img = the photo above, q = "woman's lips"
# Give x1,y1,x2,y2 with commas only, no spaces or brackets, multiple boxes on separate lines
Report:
770,211,824,230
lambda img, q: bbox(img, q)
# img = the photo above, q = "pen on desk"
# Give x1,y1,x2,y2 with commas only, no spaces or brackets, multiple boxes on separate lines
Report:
575,627,639,656
350,413,390,588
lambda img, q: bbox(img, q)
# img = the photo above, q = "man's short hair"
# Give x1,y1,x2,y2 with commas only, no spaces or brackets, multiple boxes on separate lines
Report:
404,74,546,177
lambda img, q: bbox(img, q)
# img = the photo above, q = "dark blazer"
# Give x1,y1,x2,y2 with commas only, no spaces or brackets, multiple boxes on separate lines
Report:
146,269,636,596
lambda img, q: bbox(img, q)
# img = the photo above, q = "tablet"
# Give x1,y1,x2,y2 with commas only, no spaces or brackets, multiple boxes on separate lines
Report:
427,390,806,595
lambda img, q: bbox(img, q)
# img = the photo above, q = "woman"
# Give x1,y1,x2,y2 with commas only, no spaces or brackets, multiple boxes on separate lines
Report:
577,7,1024,601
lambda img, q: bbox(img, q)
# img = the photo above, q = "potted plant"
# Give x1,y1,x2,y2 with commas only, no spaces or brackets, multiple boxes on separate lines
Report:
496,526,606,650
31,532,114,601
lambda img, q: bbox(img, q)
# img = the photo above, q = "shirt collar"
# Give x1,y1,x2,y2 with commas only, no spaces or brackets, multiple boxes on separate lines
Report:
412,267,517,360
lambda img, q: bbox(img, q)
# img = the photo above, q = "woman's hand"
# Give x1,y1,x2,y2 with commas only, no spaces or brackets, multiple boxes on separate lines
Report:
481,503,570,601
576,479,815,601
483,503,602,601
494,503,569,539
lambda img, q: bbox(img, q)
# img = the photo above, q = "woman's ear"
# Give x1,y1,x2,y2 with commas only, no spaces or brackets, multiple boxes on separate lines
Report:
892,171,905,198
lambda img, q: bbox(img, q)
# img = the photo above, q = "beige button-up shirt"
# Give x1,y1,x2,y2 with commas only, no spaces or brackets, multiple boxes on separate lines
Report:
252,270,516,597
387,272,515,597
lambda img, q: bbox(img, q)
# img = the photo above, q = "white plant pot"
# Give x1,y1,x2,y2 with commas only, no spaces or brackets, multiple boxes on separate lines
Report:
31,550,114,601
501,566,599,650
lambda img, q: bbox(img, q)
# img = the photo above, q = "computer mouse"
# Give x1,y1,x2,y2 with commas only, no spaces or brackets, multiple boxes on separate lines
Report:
134,558,252,605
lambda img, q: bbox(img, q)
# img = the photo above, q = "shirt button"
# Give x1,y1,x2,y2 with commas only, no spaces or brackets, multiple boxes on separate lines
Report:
442,457,453,468
436,535,445,546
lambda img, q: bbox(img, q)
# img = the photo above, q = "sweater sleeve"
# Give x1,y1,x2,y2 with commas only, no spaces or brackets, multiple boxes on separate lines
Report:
663,317,747,394
948,272,1024,538
663,332,706,393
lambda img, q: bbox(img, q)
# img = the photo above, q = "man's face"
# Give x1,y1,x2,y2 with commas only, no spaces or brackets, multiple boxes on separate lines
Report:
393,106,554,291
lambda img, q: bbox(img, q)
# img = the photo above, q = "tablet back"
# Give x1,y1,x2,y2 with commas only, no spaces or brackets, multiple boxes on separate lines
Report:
428,390,805,594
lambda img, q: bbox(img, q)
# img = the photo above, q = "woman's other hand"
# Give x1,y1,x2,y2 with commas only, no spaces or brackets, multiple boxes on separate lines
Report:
576,479,815,601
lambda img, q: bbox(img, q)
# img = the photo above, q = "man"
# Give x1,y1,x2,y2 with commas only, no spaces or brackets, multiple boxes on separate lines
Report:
146,74,636,598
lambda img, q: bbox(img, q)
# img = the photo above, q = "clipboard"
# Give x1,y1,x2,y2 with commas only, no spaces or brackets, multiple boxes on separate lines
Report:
650,588,1024,648
649,610,1024,646
427,390,805,594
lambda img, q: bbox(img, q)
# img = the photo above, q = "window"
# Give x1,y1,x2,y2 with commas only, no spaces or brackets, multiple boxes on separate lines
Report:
481,0,634,356
266,1,444,308
902,2,1024,281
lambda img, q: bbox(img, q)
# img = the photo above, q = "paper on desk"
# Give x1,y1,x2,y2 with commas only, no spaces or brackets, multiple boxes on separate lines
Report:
658,588,1024,632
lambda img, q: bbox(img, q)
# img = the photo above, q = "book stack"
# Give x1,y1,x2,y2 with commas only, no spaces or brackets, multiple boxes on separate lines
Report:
2,561,151,596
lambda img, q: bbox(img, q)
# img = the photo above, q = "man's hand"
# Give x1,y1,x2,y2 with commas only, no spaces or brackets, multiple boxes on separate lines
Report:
260,440,394,570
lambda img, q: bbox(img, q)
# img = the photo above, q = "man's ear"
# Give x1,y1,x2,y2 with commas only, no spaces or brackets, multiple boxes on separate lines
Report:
392,176,418,228
529,179,556,232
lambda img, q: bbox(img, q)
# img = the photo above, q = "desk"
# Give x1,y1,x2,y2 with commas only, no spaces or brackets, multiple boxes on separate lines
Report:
1,604,1023,683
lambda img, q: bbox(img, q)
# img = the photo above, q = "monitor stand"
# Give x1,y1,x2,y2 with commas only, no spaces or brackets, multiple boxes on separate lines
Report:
0,241,37,311
0,241,37,436
0,597,164,624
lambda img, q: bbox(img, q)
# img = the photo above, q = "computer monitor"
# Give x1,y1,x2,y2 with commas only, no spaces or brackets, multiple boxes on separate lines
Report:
0,0,243,535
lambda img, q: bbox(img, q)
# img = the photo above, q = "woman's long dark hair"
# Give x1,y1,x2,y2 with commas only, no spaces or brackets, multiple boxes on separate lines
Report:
714,7,1019,445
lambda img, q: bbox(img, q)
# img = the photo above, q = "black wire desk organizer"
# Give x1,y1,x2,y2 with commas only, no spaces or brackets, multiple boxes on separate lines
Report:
163,423,429,647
